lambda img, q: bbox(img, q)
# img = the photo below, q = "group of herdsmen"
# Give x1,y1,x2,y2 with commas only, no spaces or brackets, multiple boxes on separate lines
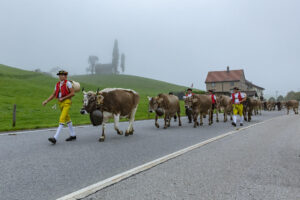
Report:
183,87,247,127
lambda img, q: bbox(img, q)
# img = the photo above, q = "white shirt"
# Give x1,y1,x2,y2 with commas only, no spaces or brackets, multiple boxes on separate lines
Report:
55,81,72,98
231,92,246,104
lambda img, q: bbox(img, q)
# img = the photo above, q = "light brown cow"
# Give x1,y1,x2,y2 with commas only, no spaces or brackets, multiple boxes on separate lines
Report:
286,100,299,115
217,95,233,122
148,93,182,129
80,88,140,142
186,94,213,128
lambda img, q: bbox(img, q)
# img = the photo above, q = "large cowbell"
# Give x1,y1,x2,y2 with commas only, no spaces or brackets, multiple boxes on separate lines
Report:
90,110,103,126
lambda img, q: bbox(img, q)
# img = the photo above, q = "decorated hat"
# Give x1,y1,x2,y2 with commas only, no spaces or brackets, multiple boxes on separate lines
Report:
233,87,239,90
57,70,68,76
208,89,214,93
187,88,193,91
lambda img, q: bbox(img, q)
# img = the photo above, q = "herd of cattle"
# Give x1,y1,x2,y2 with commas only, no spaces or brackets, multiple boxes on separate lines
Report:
80,88,299,142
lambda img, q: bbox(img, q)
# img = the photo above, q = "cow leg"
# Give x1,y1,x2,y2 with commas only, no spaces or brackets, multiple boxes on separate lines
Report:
215,109,219,123
126,107,137,136
248,109,252,122
99,122,106,142
209,109,213,125
200,113,203,126
168,115,171,127
177,111,182,126
164,115,168,129
193,113,198,128
224,112,227,122
155,114,159,128
114,114,123,135
287,107,289,115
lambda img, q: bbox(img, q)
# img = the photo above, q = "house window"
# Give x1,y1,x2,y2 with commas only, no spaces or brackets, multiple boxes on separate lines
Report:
212,82,215,87
230,82,234,86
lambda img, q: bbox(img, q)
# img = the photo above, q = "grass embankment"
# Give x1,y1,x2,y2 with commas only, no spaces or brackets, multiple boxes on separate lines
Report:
0,64,203,131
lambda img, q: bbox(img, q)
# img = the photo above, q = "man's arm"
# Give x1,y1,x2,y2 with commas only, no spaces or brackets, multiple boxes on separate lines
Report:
241,93,247,103
59,87,75,102
43,90,56,106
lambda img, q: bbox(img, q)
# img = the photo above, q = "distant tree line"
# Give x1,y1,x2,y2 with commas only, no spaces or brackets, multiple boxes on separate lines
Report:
268,91,300,102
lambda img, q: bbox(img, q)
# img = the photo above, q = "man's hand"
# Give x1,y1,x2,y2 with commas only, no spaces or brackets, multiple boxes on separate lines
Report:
42,100,48,106
59,97,64,102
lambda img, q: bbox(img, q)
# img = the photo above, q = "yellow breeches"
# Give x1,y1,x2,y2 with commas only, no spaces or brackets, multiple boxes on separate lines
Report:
58,99,72,124
233,104,243,116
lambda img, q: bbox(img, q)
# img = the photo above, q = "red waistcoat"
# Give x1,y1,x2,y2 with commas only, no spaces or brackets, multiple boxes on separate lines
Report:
232,92,242,103
211,94,216,104
55,80,70,98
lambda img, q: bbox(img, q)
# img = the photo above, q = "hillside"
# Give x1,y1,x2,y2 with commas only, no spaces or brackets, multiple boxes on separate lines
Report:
0,65,195,131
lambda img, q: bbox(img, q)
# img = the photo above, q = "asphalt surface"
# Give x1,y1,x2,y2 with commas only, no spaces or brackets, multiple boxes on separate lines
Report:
84,112,300,200
0,111,286,200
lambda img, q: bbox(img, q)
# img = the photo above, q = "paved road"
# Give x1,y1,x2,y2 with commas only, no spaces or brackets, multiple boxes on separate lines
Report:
0,111,285,200
84,113,300,200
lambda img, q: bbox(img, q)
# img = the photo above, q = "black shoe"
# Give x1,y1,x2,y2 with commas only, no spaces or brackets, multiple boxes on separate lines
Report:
65,136,76,141
48,137,56,144
240,123,243,126
232,122,236,127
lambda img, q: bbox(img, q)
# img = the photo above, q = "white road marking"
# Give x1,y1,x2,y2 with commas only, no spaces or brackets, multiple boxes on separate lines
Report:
0,125,91,136
56,116,282,200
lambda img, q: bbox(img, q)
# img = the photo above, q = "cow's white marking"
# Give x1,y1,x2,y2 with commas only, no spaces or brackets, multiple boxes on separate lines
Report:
127,106,138,133
114,113,121,131
100,88,137,94
56,115,283,200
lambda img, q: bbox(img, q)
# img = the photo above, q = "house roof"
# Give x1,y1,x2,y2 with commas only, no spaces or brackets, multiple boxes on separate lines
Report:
246,80,265,90
205,69,244,83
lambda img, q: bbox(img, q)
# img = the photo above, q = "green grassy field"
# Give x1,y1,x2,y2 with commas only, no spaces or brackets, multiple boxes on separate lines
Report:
0,64,203,131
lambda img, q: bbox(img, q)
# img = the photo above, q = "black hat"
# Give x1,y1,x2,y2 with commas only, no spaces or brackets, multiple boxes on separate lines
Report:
187,88,192,91
233,87,239,90
57,70,68,76
208,89,214,93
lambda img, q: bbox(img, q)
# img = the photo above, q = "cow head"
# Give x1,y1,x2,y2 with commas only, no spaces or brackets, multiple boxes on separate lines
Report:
80,90,99,114
184,96,193,109
147,96,164,115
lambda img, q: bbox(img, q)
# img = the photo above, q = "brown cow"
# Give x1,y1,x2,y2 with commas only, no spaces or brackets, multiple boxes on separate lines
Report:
148,93,182,129
80,88,140,142
286,100,299,115
185,94,213,128
217,95,233,122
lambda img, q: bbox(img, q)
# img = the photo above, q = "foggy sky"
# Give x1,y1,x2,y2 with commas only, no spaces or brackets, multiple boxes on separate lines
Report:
1,0,300,97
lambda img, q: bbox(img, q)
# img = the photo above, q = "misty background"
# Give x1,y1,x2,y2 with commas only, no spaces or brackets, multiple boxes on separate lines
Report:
0,0,299,97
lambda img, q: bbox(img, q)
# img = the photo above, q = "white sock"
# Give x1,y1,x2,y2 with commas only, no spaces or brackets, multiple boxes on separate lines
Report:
233,115,237,124
240,116,244,124
54,124,64,140
67,122,75,137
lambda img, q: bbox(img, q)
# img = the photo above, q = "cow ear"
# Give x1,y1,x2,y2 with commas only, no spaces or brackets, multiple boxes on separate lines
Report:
83,91,87,95
147,96,152,101
96,95,104,105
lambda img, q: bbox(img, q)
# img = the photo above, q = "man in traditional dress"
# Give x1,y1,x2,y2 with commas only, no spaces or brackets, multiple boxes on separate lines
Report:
42,70,76,144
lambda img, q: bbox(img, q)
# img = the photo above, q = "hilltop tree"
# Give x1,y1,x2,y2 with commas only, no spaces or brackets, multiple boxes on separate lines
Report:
277,95,284,102
112,39,119,74
120,53,125,73
268,97,276,102
87,55,99,74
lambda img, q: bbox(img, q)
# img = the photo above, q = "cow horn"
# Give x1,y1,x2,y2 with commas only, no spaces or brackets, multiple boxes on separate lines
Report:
97,88,100,94
82,87,85,92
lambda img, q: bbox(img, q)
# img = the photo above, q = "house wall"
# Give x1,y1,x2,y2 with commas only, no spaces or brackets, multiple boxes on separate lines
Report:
206,81,246,92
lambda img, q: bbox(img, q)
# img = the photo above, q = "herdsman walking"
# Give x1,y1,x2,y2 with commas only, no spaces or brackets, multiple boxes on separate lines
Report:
42,70,76,144
231,87,247,127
